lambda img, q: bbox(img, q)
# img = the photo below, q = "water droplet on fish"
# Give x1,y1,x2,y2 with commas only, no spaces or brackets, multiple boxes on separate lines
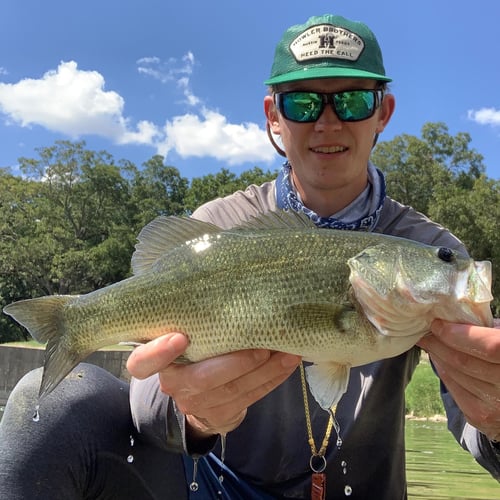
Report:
127,455,134,463
32,405,40,422
344,485,352,496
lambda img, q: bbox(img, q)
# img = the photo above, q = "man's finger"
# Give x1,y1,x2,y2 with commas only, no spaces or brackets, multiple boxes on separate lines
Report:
127,332,189,379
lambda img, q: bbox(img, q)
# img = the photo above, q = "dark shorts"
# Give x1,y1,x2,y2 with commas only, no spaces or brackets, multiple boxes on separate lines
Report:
0,363,275,500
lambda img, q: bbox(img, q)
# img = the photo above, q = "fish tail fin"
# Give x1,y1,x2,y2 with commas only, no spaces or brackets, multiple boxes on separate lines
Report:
3,296,84,399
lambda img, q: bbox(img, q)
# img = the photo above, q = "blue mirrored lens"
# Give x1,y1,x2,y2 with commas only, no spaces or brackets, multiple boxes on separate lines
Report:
278,90,380,123
333,91,376,121
280,92,324,122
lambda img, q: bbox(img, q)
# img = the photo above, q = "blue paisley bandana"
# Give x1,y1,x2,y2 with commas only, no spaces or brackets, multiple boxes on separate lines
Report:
275,161,386,231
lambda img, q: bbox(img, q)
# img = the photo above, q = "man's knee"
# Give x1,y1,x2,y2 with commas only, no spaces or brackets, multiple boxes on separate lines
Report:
2,363,130,433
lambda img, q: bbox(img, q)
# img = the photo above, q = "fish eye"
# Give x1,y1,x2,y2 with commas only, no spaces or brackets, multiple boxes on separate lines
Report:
437,247,454,263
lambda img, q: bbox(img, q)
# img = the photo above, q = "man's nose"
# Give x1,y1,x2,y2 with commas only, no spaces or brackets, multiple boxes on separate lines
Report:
314,102,343,131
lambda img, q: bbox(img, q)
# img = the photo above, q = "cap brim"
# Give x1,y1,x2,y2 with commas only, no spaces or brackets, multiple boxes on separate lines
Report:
264,67,392,86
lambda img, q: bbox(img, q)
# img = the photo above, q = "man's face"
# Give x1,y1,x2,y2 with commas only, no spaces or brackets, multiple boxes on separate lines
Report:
264,78,395,215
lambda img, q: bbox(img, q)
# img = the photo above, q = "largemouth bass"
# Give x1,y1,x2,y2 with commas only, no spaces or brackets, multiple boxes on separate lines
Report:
3,211,493,411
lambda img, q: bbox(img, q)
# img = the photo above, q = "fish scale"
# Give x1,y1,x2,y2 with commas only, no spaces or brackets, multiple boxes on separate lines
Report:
3,211,493,409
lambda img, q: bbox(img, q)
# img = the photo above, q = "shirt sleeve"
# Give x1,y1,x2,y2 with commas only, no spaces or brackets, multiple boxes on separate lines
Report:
441,374,500,480
129,375,219,456
381,198,499,479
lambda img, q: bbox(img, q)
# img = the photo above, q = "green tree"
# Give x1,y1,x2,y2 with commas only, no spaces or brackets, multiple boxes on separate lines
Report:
184,168,240,213
0,141,139,341
373,122,485,214
429,176,500,316
374,123,498,315
185,166,276,213
127,155,189,230
0,171,43,340
18,140,132,246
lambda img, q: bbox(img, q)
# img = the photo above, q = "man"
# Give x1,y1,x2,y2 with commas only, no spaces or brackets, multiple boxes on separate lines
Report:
1,13,499,499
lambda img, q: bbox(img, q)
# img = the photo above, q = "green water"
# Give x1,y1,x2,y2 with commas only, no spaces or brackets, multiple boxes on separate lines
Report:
406,419,499,499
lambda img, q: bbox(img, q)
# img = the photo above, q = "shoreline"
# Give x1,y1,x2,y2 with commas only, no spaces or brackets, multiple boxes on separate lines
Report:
405,413,447,422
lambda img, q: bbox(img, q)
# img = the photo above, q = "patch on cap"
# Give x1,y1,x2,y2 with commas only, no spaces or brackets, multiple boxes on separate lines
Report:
290,24,365,63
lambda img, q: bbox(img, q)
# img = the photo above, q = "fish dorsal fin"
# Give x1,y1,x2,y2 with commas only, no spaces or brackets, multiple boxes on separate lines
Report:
236,210,317,231
132,216,222,275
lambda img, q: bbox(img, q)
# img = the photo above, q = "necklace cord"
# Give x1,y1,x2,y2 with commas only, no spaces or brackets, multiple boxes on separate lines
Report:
299,362,335,460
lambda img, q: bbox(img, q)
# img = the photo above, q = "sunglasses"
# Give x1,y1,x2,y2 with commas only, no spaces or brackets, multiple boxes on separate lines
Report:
275,89,384,123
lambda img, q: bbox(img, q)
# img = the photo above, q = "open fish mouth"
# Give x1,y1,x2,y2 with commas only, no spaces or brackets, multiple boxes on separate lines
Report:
452,260,493,327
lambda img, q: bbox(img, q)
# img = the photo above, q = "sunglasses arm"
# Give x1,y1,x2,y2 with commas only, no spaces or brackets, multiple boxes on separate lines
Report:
266,122,287,157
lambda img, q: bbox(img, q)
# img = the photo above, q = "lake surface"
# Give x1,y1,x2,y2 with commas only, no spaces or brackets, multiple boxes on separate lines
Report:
406,419,499,499
0,407,498,497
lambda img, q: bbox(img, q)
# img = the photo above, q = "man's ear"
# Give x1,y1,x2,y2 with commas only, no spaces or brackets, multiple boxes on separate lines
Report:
376,93,395,134
264,95,281,134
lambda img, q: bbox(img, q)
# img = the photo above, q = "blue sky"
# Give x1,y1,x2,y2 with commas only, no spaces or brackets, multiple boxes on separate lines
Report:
1,0,499,181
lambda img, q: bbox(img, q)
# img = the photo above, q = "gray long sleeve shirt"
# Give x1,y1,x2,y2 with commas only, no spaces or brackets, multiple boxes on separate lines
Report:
130,179,500,499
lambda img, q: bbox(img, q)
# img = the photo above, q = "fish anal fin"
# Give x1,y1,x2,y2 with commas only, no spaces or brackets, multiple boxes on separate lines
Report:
305,362,351,411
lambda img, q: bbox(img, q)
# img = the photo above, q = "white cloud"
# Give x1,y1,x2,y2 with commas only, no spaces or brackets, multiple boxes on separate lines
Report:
136,52,195,84
137,53,274,163
0,57,276,166
0,61,159,144
468,107,500,127
159,108,275,165
119,120,160,145
137,52,199,106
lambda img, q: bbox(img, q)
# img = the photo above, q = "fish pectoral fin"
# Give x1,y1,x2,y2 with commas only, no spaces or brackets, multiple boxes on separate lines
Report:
305,362,351,411
287,303,356,332
173,354,192,364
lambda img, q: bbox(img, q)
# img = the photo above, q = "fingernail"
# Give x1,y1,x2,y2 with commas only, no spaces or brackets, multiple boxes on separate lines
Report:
169,332,186,343
253,350,270,363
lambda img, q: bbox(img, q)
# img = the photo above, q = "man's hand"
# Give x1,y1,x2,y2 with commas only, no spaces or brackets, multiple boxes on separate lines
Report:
418,319,500,441
126,332,301,438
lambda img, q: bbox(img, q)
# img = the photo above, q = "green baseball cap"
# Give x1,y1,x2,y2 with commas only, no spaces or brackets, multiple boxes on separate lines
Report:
265,14,392,86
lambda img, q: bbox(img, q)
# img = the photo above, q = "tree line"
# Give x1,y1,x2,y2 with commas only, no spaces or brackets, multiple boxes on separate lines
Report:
1,122,498,341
